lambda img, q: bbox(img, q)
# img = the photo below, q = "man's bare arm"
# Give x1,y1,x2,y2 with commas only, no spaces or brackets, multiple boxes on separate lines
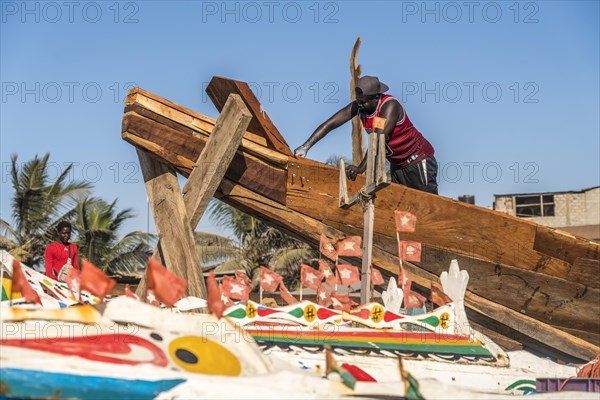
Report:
294,102,358,157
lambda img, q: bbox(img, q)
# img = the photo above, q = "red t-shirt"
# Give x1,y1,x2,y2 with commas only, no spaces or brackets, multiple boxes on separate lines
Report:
45,242,79,279
360,94,434,168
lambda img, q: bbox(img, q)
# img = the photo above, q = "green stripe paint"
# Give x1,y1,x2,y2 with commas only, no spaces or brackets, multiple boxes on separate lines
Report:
226,308,247,319
417,315,439,327
288,308,304,318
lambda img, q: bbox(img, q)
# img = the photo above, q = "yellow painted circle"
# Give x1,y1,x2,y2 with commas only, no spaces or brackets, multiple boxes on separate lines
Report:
246,302,257,319
168,336,242,376
304,304,317,322
42,278,54,287
440,312,449,329
371,305,384,323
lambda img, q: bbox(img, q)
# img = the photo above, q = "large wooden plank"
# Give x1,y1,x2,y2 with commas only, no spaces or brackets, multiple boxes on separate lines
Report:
569,257,600,288
183,94,252,227
535,225,600,287
206,76,293,156
534,225,600,265
125,88,289,168
215,177,599,361
137,149,206,299
122,111,287,204
285,157,586,285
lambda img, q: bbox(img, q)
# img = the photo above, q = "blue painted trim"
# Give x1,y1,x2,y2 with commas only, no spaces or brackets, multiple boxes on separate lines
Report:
0,368,185,399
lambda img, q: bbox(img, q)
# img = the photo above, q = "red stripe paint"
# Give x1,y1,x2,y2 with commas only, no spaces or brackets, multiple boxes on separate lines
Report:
383,311,404,322
1,334,168,367
256,307,281,317
317,307,340,319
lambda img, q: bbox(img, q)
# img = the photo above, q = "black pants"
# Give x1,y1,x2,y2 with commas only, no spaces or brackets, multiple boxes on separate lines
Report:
391,156,438,194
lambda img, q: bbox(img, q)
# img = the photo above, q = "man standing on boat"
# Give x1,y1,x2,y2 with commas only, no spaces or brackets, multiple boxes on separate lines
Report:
294,76,438,194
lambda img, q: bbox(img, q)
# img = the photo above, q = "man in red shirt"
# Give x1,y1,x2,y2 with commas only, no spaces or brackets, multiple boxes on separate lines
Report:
45,221,79,279
294,76,438,194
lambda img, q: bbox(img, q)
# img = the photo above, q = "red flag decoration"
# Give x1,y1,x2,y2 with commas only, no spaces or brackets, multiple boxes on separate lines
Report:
207,271,226,318
398,263,425,309
371,265,384,286
279,282,298,305
146,258,187,307
66,267,81,300
80,259,116,302
220,288,234,307
341,363,377,382
145,290,160,306
316,283,332,307
405,285,426,309
235,270,253,288
124,284,139,300
260,267,281,292
221,275,251,301
430,281,452,307
331,291,354,311
301,264,324,290
320,233,338,261
336,236,362,257
399,274,425,309
398,241,422,262
336,264,360,286
318,259,337,287
394,210,417,232
11,259,41,305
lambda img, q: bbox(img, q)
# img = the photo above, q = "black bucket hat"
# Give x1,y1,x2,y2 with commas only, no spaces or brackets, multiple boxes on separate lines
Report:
355,76,389,96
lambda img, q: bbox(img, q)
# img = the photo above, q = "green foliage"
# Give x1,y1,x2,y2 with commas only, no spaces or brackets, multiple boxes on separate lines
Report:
0,153,91,266
73,197,155,274
1,153,154,275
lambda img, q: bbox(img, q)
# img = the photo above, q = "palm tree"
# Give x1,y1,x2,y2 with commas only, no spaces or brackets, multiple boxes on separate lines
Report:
0,153,91,267
199,200,317,289
73,197,155,275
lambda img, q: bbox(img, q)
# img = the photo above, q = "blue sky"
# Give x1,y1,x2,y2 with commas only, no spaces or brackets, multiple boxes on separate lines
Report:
1,0,599,237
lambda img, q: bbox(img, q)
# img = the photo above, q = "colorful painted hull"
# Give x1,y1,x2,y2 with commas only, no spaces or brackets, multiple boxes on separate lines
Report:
248,324,493,359
0,297,407,399
223,299,505,366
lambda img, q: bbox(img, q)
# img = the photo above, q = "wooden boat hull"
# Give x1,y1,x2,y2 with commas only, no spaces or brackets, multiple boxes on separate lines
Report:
120,78,600,361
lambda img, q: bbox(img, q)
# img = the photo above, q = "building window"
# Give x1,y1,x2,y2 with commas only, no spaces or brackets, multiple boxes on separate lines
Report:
515,194,555,217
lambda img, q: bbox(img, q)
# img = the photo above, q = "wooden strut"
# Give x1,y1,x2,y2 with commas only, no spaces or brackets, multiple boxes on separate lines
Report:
339,132,389,304
134,94,252,300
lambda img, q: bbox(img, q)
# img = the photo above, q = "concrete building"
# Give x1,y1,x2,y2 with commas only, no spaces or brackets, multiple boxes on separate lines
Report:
493,186,600,241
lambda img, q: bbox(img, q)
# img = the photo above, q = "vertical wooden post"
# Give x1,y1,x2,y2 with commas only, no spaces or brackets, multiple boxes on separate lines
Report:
359,132,378,304
338,158,348,207
340,132,388,304
137,149,207,298
360,201,375,304
350,36,364,165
